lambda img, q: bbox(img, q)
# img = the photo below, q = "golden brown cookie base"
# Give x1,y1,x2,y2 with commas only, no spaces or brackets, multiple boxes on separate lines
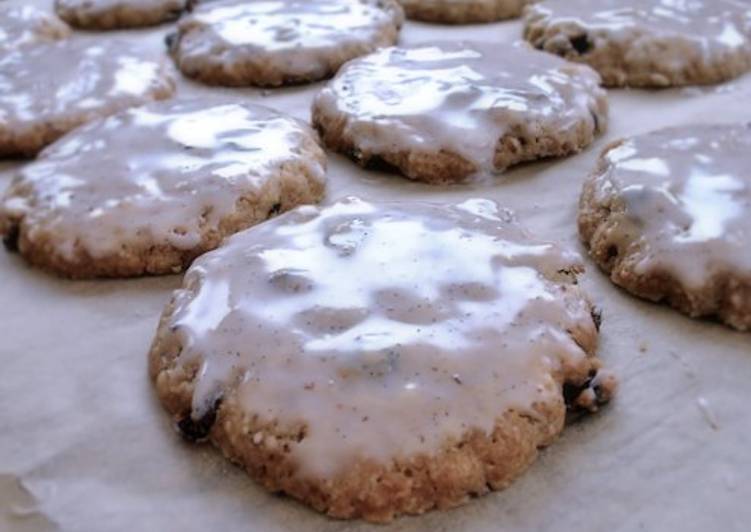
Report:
578,141,751,331
399,0,533,24
149,284,615,522
1,150,325,279
311,102,606,184
55,0,186,30
523,13,751,87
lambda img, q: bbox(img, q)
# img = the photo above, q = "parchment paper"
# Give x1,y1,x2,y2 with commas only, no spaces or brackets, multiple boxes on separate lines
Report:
2,1,750,531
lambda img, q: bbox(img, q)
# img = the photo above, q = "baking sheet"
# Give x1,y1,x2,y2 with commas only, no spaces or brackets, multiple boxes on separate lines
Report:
1,1,750,531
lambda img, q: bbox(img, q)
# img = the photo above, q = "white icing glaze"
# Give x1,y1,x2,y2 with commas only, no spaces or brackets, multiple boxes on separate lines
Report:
0,39,174,138
0,5,70,51
526,0,751,62
167,197,600,477
313,41,606,174
594,123,751,288
183,0,401,51
170,0,403,85
1,99,326,261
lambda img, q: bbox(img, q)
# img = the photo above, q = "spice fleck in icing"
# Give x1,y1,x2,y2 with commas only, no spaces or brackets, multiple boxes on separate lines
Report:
524,0,751,87
158,197,611,477
312,41,607,182
0,39,175,156
0,99,326,277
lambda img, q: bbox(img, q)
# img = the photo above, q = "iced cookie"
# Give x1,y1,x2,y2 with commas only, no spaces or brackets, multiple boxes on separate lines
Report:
0,5,70,52
579,124,751,331
523,0,751,88
55,0,189,30
313,41,607,184
0,40,175,158
149,197,616,522
0,99,327,279
167,0,404,87
398,0,535,24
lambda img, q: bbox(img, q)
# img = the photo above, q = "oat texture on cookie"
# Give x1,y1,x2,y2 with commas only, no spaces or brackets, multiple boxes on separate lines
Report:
55,0,189,30
313,41,607,184
0,4,70,52
524,0,751,87
398,0,536,24
579,123,751,330
0,99,327,279
149,197,616,522
0,40,175,157
168,0,404,87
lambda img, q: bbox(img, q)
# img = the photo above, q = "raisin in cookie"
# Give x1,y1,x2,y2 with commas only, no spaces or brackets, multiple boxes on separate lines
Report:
150,196,616,522
312,41,607,184
168,0,404,87
523,0,751,87
0,5,70,52
398,0,536,24
579,123,751,331
55,0,189,30
0,40,175,158
0,99,326,279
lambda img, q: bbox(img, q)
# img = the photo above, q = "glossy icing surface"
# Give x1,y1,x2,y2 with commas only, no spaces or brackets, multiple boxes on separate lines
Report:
594,123,751,288
181,0,402,51
313,41,606,174
527,0,751,52
166,197,600,476
0,39,174,130
0,5,70,51
1,99,326,260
